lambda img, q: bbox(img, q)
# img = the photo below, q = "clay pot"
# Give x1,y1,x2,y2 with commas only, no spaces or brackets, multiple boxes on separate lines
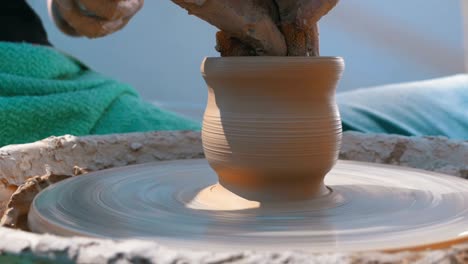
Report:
201,57,344,202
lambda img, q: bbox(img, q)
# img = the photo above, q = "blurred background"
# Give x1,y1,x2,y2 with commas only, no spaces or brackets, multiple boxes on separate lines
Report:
29,0,466,121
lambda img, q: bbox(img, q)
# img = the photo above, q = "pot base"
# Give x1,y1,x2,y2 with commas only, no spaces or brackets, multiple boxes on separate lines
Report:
188,183,337,211
29,159,468,253
213,173,331,202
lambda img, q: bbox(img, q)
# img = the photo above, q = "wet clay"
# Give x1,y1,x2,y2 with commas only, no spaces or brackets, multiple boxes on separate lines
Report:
201,57,344,201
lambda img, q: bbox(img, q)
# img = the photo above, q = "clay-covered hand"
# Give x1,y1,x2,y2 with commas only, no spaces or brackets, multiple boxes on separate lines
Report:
48,0,144,38
172,0,339,56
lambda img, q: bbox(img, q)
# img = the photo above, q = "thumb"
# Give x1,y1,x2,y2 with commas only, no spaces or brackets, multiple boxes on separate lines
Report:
48,0,81,37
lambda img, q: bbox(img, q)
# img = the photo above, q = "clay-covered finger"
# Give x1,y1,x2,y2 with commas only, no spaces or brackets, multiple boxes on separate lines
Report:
54,0,131,38
275,0,339,56
172,0,287,56
48,0,81,37
75,0,144,20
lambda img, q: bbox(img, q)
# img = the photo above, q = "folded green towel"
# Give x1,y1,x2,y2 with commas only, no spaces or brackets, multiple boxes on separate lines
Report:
0,42,200,147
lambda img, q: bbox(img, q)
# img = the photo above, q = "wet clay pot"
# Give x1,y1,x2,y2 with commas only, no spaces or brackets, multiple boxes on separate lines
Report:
201,57,345,201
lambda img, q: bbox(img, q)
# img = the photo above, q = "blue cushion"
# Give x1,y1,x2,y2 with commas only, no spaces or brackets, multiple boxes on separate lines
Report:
338,75,468,139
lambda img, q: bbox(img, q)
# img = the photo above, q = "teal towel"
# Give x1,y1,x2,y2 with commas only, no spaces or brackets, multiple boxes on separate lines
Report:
0,42,200,147
338,75,468,139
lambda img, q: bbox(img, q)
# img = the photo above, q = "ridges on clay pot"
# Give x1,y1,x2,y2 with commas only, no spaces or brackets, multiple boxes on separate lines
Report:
201,57,345,202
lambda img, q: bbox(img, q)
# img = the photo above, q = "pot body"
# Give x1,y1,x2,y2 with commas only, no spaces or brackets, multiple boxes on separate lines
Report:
201,57,344,201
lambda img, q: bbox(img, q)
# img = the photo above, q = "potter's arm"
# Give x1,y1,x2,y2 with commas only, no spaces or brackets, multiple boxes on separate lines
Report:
172,0,287,56
276,0,339,56
48,0,144,38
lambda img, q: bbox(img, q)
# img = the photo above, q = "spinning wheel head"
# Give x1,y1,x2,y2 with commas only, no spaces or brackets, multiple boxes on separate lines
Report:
29,159,468,252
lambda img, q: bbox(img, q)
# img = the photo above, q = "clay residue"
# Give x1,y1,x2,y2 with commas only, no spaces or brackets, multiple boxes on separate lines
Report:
0,131,203,188
339,132,468,178
1,174,70,230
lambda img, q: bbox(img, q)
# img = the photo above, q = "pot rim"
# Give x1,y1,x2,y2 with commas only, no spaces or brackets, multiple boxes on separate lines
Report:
203,56,343,61
201,56,345,76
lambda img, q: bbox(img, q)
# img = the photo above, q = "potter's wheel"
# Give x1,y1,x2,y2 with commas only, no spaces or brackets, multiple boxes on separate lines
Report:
29,159,468,253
